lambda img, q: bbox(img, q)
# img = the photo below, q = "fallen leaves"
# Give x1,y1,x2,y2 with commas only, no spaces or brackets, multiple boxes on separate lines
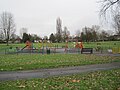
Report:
72,79,80,83
17,85,26,88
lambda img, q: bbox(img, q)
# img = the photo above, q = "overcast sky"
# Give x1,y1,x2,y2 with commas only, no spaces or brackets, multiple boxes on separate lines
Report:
0,0,101,37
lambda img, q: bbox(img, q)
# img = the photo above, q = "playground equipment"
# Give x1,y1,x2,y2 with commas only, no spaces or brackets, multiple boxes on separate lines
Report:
75,41,83,49
3,41,120,55
64,39,68,52
5,37,120,55
64,39,84,53
21,41,32,50
38,40,56,54
38,40,54,48
74,41,93,54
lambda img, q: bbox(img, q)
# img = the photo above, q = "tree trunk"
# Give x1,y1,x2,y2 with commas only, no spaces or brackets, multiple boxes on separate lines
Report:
6,38,9,46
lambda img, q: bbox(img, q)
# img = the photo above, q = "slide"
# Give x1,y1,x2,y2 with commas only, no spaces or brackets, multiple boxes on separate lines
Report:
21,45,28,50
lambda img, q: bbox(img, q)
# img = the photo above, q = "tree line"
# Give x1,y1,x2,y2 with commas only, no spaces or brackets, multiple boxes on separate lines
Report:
22,26,119,43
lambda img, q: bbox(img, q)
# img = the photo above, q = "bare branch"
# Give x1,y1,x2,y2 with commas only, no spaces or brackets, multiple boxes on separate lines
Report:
100,0,120,17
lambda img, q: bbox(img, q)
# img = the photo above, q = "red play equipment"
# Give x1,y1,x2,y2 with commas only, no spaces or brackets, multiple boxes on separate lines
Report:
21,41,32,50
75,40,83,49
26,41,32,49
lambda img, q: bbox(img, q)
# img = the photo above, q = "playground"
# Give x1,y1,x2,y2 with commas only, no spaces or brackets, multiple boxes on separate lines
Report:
0,41,120,55
0,41,120,71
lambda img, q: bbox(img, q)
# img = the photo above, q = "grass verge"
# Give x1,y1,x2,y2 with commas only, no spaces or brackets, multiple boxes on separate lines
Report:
0,54,120,71
0,69,120,90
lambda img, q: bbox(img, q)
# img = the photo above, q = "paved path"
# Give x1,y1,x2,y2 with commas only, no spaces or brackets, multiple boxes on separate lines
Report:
0,62,120,81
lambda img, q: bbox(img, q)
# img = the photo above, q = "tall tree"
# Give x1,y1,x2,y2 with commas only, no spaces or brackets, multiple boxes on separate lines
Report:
91,25,100,41
62,26,70,42
22,33,30,43
81,32,86,41
31,34,41,42
56,17,62,42
56,17,62,35
49,33,56,43
0,12,16,45
82,27,92,42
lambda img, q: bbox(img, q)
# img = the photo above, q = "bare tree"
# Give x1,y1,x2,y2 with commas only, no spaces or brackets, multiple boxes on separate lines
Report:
63,26,70,36
62,26,70,42
113,13,120,35
92,25,100,32
91,25,100,41
99,30,109,41
0,12,16,45
82,27,92,42
0,30,4,40
100,0,120,17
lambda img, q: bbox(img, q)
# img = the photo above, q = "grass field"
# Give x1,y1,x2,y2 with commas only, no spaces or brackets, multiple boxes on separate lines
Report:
0,54,120,71
0,69,120,90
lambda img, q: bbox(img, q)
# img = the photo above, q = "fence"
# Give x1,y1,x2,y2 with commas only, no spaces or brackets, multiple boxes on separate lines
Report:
0,46,120,55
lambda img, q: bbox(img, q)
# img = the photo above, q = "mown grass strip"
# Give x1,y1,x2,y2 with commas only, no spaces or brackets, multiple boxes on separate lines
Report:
0,54,120,71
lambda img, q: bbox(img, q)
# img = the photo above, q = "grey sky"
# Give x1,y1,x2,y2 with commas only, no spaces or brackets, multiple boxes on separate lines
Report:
0,0,100,37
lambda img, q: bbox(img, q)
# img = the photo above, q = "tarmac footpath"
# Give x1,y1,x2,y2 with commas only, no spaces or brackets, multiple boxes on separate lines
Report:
0,62,120,81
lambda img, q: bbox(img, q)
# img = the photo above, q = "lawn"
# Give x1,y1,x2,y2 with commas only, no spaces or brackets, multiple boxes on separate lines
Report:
0,69,120,90
0,54,120,71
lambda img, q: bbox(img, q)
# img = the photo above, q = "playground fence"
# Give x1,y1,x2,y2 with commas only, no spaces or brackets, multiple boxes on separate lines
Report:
0,47,120,55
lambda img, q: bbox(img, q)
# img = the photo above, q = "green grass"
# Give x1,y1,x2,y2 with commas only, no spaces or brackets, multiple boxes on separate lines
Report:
0,54,120,71
0,69,120,90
